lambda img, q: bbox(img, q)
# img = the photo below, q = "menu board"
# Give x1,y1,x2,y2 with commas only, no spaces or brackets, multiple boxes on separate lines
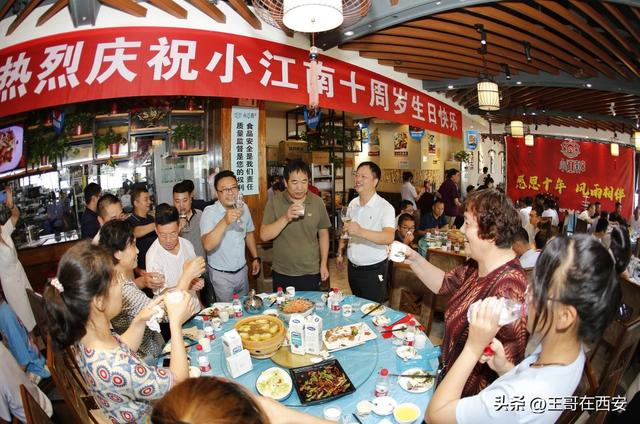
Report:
231,106,259,196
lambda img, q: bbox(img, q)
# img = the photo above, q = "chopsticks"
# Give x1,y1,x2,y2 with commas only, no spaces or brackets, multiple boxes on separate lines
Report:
380,326,406,334
388,372,438,378
351,413,364,424
360,302,383,318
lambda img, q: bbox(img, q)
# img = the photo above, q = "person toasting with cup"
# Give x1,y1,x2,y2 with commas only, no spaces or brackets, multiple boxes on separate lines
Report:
261,160,331,291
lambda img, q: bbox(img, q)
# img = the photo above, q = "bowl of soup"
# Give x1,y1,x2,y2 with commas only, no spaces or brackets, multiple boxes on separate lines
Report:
234,315,286,359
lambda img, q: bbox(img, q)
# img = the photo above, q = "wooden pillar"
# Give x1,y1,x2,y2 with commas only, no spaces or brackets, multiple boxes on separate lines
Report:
219,98,267,243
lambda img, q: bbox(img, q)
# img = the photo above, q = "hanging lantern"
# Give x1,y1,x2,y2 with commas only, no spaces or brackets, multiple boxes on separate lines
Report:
477,81,500,111
510,120,524,137
611,143,619,157
282,0,344,33
634,131,640,151
524,134,534,146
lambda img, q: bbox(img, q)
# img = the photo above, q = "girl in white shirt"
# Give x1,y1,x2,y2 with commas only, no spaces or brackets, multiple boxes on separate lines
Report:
427,233,624,424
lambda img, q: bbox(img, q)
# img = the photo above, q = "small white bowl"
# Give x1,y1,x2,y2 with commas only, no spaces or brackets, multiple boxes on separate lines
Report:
188,366,201,378
393,402,421,424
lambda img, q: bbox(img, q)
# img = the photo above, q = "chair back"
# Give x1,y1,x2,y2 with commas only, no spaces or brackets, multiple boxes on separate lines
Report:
46,336,95,424
19,384,53,424
574,218,588,233
26,289,49,341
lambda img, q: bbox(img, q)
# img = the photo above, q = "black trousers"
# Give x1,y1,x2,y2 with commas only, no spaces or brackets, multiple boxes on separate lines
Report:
272,271,321,292
347,259,388,303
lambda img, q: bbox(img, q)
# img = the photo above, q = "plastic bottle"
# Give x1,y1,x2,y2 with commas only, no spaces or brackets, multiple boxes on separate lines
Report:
467,298,523,326
276,287,285,305
374,368,390,397
331,288,341,312
196,345,211,373
204,322,215,341
404,320,416,347
232,294,243,318
327,290,335,311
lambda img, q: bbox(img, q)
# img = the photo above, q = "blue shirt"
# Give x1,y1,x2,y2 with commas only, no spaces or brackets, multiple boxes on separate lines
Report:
200,202,255,271
419,212,448,230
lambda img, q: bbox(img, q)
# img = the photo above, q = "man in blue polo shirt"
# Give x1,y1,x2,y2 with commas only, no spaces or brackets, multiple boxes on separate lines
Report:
200,171,260,302
417,198,449,237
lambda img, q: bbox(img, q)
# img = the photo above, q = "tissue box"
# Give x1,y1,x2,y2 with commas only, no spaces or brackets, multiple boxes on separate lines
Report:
304,314,323,355
226,349,253,378
222,329,243,358
289,314,306,355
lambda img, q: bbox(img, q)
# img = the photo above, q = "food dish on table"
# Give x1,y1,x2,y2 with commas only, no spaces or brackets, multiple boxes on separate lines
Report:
234,315,285,358
278,298,314,314
322,322,377,351
393,403,421,423
237,317,281,342
360,303,386,316
371,396,397,416
256,367,293,401
372,315,391,326
200,306,219,318
397,368,435,394
290,359,355,405
396,345,418,360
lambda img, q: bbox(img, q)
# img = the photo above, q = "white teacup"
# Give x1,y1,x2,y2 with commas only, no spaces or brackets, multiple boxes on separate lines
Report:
389,241,408,262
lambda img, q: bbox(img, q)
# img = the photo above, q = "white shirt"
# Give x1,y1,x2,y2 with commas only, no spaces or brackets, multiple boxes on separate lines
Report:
519,249,540,269
456,344,585,424
477,173,488,186
0,343,53,422
519,206,532,229
146,237,196,288
346,193,396,266
541,208,559,226
400,182,418,208
578,210,593,223
631,216,640,234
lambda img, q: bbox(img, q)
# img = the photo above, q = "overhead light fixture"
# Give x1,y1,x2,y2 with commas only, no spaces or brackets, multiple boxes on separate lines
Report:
344,30,354,36
524,134,534,146
475,24,487,54
634,131,640,151
501,63,511,80
578,115,582,119
282,0,344,33
523,41,532,61
586,83,592,88
611,142,619,157
447,84,454,89
516,81,522,85
510,120,524,137
477,80,500,111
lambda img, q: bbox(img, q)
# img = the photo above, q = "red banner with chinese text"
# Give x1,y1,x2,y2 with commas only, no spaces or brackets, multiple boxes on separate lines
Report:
506,136,635,217
0,27,461,137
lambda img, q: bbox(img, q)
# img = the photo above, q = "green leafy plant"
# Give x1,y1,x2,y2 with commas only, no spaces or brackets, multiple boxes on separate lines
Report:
26,125,71,166
454,150,472,165
95,127,126,152
64,112,94,135
136,106,168,126
171,122,202,147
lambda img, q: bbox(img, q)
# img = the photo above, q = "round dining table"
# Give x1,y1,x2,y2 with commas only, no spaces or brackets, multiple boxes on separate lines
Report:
165,291,439,423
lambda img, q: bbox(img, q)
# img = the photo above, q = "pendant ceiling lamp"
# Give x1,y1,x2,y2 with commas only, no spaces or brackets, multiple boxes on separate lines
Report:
634,131,640,151
477,80,500,111
252,0,371,33
611,142,620,157
524,134,534,146
510,120,524,137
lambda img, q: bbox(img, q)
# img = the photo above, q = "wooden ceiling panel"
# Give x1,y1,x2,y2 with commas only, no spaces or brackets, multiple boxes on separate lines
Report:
36,0,68,26
602,2,640,45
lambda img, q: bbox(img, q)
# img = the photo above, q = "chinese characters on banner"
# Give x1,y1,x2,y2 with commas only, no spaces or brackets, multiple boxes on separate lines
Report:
0,27,461,138
505,136,634,217
231,106,259,195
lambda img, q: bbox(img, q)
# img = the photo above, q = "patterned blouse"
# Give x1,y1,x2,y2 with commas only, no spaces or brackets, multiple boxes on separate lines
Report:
76,336,173,423
439,257,528,397
111,278,165,359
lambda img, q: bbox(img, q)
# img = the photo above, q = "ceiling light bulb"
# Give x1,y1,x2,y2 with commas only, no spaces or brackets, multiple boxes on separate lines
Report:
344,30,354,36
448,85,454,89
516,81,522,85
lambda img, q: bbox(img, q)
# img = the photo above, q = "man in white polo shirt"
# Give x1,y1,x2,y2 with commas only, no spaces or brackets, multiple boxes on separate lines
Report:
337,161,395,302
200,170,260,302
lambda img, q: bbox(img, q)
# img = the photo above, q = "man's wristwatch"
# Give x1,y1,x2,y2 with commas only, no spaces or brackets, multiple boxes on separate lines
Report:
252,257,261,263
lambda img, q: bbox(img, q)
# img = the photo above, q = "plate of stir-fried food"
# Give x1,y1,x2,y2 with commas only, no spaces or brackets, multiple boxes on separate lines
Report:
290,359,355,404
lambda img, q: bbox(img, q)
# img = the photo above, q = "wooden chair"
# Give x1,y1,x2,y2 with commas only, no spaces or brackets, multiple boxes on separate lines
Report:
45,337,109,424
574,218,588,234
389,264,436,335
26,289,49,347
19,385,53,424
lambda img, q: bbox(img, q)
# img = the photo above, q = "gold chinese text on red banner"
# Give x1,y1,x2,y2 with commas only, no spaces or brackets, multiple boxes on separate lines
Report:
0,27,461,138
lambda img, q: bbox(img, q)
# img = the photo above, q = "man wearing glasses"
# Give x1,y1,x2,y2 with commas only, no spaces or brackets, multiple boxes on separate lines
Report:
200,171,260,302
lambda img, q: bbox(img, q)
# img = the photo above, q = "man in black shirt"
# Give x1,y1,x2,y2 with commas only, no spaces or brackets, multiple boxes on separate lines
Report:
609,202,628,227
79,183,101,239
127,186,157,272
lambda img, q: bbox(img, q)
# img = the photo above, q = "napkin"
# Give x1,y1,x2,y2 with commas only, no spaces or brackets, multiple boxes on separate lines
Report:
146,305,164,333
381,313,425,339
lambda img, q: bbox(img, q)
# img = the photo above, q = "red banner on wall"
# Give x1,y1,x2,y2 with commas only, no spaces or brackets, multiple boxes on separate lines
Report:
506,136,635,217
0,27,461,137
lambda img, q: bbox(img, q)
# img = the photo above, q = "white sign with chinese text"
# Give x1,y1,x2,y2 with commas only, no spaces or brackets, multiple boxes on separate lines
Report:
231,106,259,195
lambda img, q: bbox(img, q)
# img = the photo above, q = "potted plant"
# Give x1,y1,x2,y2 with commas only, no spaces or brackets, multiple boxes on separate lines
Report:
135,106,168,127
171,122,202,151
64,112,94,136
27,125,71,167
95,127,127,156
454,150,472,166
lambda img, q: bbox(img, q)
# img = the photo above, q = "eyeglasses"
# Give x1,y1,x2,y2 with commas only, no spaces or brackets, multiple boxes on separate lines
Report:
157,231,179,240
217,186,238,195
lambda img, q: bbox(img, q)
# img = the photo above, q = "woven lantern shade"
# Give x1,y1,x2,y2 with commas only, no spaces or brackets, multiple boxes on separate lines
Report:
524,134,534,146
510,120,524,137
477,81,500,111
634,131,640,151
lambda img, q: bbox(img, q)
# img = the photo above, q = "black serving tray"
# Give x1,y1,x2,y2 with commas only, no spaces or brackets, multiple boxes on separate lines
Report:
289,358,356,405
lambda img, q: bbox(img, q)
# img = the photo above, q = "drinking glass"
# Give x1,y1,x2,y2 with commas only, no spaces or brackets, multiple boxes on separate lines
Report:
150,271,166,297
234,192,244,226
179,213,190,233
340,207,352,239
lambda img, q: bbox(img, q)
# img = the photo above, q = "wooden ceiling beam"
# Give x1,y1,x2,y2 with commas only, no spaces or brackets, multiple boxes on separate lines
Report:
227,0,262,29
426,13,594,77
533,1,638,79
453,87,479,104
359,51,503,73
404,19,576,74
36,0,68,26
147,0,187,19
543,91,637,109
407,72,460,81
379,26,556,74
7,0,42,36
602,2,640,45
99,0,147,17
377,57,486,75
394,65,477,78
570,0,633,53
186,0,225,23
0,0,15,21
